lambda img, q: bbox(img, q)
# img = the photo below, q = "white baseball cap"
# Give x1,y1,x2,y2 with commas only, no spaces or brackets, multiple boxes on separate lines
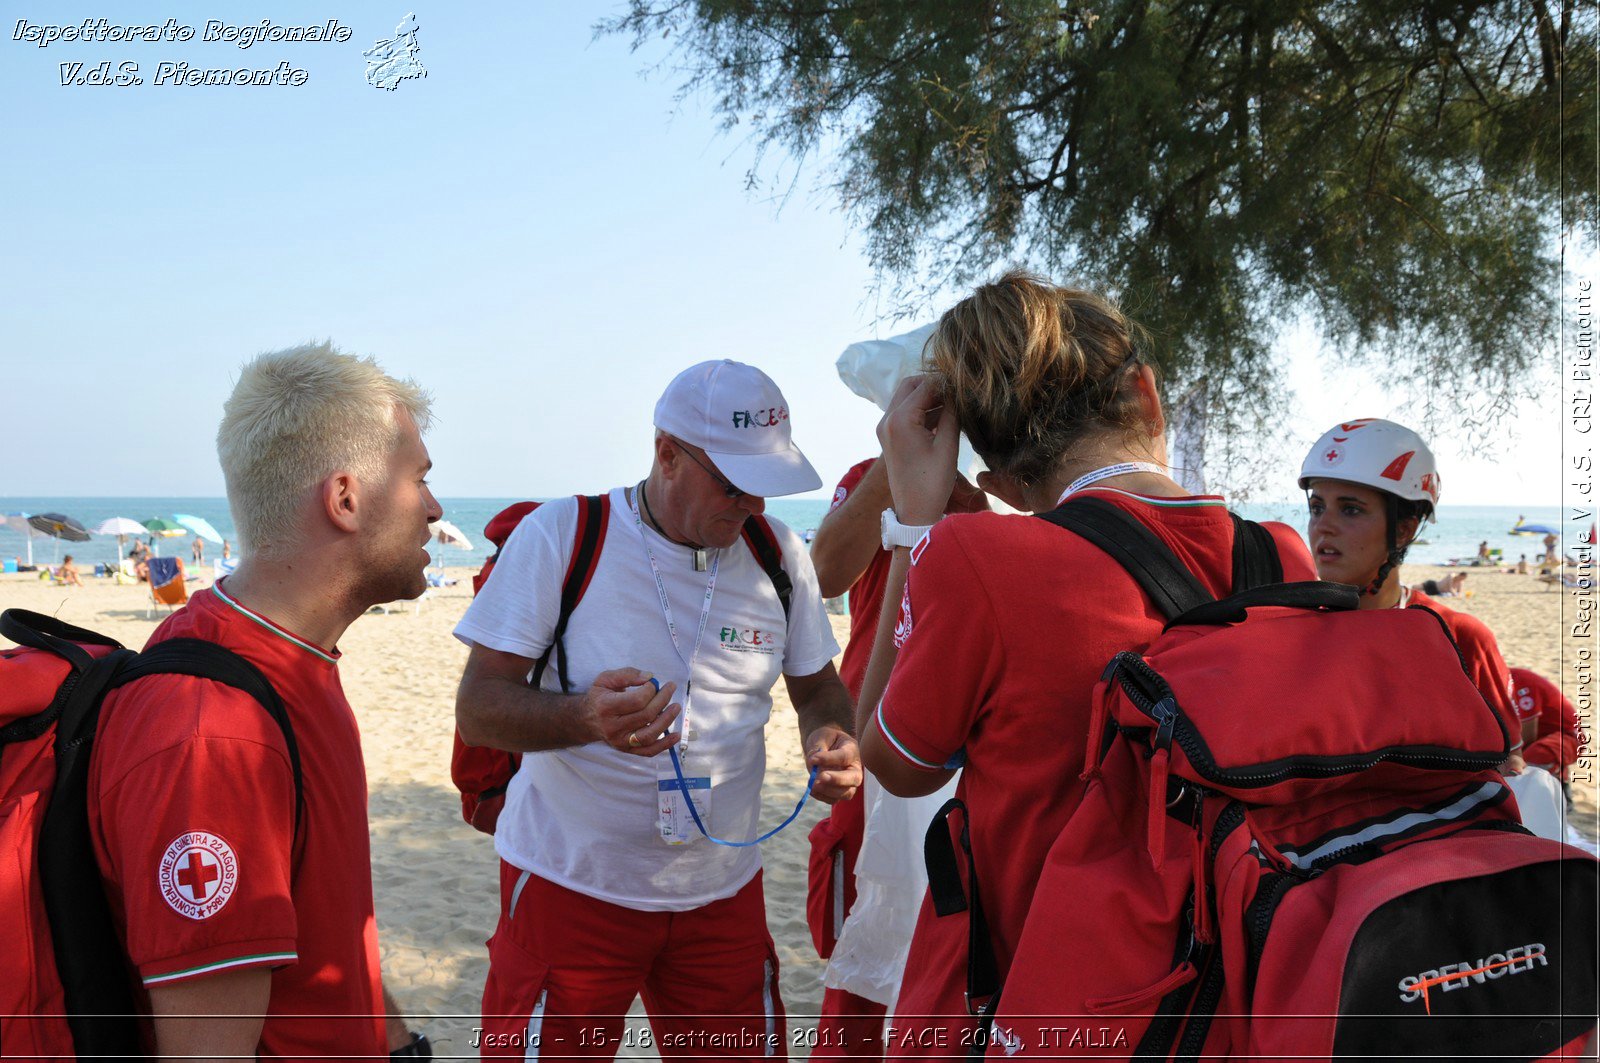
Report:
654,360,822,498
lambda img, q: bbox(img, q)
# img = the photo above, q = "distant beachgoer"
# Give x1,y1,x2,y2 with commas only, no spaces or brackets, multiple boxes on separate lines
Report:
191,536,204,564
1476,540,1492,564
56,555,83,587
1543,531,1559,562
222,540,232,560
1517,554,1529,575
1417,572,1467,597
129,539,151,563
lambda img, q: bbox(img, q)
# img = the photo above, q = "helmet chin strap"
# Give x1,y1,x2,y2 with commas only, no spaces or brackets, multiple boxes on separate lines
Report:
1366,493,1405,597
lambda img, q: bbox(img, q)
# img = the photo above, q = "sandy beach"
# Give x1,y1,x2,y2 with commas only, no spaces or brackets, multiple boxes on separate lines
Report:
3,558,1592,1058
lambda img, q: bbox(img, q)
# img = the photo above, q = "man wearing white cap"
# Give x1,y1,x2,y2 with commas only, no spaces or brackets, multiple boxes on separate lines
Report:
455,359,861,1059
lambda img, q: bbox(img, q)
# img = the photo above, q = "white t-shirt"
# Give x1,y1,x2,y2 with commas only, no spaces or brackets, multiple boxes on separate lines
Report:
453,487,840,911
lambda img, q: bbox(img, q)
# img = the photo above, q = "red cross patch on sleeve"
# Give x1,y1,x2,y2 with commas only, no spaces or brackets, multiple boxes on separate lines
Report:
158,831,240,920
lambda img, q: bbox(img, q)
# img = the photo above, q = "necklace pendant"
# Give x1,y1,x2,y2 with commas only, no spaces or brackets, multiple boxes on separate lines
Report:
693,548,709,572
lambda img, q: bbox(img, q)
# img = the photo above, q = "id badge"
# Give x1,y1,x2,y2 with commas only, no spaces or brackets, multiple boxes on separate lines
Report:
656,760,710,846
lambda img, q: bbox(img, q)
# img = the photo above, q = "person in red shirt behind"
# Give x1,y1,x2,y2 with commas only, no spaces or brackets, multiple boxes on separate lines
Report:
1298,419,1526,774
89,343,442,1059
1511,667,1582,799
855,271,1316,1053
805,456,987,1058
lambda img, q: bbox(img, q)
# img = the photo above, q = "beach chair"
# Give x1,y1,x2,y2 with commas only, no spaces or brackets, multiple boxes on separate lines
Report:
147,556,188,617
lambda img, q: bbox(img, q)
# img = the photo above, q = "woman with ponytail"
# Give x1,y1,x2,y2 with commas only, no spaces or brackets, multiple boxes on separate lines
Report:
1299,419,1527,773
854,271,1316,1051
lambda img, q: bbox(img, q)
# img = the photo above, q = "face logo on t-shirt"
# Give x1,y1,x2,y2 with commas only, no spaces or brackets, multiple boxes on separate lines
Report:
1517,690,1536,717
158,831,240,920
830,485,848,511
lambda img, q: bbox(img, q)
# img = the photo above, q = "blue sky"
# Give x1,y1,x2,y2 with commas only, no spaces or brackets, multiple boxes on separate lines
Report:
0,2,1574,505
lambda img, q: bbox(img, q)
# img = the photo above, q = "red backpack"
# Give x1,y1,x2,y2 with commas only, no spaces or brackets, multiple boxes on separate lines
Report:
927,497,1598,1060
451,496,794,833
0,609,299,1059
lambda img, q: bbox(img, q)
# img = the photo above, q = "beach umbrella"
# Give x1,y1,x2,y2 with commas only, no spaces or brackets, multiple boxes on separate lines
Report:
28,513,89,564
429,519,473,550
94,516,149,563
173,513,225,545
143,517,187,537
428,519,473,575
2,512,35,566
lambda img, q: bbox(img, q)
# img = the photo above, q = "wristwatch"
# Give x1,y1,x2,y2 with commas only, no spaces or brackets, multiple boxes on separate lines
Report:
881,508,938,551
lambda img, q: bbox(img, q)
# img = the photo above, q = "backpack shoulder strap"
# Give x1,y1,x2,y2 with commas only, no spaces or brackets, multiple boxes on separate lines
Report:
1229,513,1283,593
741,515,794,625
1038,496,1214,622
44,635,291,1057
110,638,304,844
534,494,611,694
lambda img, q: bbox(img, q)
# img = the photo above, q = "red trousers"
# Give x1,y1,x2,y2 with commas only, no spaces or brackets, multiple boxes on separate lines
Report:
480,862,784,1061
810,987,887,1060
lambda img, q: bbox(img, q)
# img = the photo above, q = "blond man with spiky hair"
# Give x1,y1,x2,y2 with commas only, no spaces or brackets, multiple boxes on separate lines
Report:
90,341,441,1060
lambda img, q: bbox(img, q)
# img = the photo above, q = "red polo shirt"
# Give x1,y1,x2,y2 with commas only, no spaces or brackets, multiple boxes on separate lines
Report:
90,582,385,1058
875,490,1316,1044
1510,667,1581,780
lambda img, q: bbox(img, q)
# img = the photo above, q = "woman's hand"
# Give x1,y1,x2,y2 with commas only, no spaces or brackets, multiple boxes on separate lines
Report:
877,375,960,526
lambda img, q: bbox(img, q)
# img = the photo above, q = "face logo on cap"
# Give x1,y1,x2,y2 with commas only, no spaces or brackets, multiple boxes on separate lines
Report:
159,831,239,920
1322,444,1345,467
731,407,789,429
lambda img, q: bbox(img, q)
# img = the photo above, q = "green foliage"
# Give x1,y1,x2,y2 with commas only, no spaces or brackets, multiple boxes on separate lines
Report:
604,0,1594,447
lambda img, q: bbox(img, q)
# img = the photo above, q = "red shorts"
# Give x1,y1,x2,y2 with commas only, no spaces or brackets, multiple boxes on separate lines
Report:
480,862,785,1061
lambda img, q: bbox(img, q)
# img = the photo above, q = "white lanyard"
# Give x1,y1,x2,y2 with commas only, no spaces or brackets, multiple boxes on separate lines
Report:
629,488,717,750
1056,461,1169,506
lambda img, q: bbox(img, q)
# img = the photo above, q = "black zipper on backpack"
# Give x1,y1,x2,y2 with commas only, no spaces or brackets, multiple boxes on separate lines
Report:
1165,800,1248,1059
1174,944,1227,1061
1110,656,1504,785
1244,871,1301,995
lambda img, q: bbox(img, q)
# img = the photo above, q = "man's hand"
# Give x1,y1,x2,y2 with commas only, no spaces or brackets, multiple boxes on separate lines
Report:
582,669,681,757
804,724,862,804
877,374,961,526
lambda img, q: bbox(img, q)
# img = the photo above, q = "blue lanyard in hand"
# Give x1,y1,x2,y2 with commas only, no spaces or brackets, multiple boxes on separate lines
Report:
648,677,818,847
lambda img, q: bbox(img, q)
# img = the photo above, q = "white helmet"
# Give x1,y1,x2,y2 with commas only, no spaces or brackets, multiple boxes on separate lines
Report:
1298,419,1440,512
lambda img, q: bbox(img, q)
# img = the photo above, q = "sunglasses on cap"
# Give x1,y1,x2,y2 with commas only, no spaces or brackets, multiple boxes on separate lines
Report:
676,442,746,499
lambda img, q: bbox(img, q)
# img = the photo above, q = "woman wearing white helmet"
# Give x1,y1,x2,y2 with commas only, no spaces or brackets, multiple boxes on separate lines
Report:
1299,418,1528,772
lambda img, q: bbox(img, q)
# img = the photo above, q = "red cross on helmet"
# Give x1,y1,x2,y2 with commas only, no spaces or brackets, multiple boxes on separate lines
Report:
1298,419,1441,513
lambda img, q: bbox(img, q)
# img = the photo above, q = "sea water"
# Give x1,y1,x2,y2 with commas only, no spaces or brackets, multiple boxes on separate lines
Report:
0,496,1570,572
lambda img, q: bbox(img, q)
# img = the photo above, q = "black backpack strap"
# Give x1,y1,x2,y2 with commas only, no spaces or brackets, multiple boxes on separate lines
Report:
741,515,794,625
533,494,609,694
0,607,121,673
38,648,143,1058
1038,497,1214,622
109,638,304,844
1229,513,1283,593
1171,581,1361,626
925,798,1000,1016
